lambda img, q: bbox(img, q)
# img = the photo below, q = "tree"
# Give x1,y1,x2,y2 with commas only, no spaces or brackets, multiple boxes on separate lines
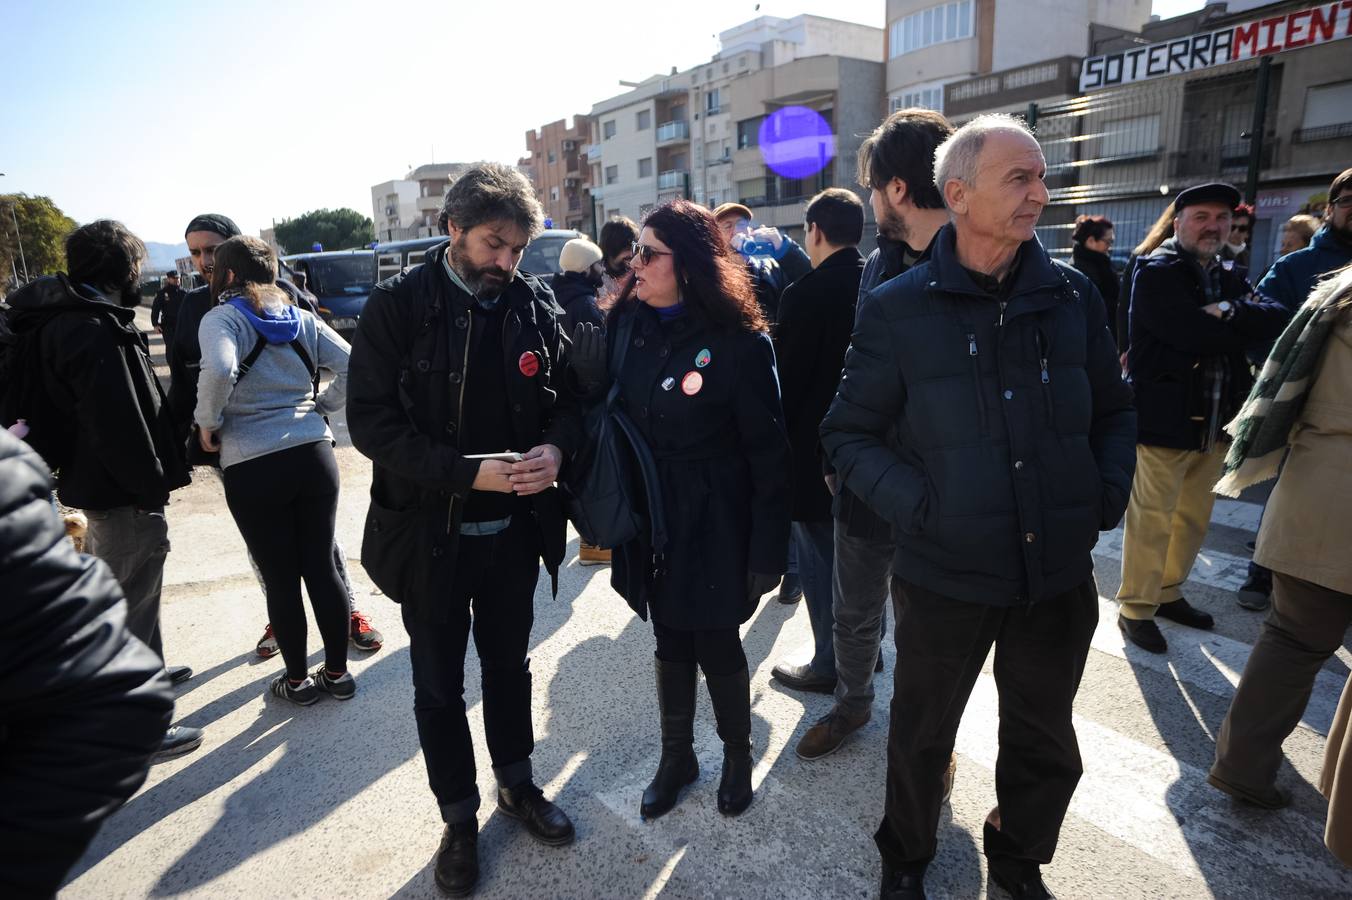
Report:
273,208,374,254
0,194,77,291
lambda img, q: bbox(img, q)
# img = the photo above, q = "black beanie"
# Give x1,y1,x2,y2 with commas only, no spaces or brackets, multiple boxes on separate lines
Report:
184,213,241,239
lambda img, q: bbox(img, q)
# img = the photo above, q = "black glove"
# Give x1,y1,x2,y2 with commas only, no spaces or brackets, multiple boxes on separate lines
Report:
570,322,607,391
746,572,780,606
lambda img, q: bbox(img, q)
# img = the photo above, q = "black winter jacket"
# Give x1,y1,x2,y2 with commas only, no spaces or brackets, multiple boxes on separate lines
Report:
773,247,863,522
150,284,185,330
745,240,812,322
832,233,928,540
6,276,189,510
604,300,791,629
550,271,605,335
821,226,1137,606
1126,240,1289,450
0,431,173,898
1071,243,1119,342
347,242,582,621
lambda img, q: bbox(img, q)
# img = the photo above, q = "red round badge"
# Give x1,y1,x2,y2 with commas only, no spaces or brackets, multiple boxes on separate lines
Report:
681,370,703,396
518,351,540,377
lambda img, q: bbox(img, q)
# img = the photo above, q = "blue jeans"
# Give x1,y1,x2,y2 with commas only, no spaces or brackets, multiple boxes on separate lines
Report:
792,520,836,677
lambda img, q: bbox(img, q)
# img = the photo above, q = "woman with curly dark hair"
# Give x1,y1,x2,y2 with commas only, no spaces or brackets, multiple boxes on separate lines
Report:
1069,214,1119,340
571,198,791,821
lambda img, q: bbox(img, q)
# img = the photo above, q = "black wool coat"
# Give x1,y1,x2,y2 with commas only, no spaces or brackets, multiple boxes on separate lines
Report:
1071,242,1120,342
347,242,582,621
821,225,1138,606
773,247,863,522
604,300,791,629
1126,240,1289,450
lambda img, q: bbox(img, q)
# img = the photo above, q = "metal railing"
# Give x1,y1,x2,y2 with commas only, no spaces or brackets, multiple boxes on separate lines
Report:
656,120,689,142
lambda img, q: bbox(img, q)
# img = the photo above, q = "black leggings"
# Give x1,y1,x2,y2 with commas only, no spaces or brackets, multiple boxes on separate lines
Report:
223,441,348,680
652,621,746,676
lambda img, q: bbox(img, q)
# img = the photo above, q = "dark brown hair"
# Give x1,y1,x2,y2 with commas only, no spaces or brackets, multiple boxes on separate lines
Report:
599,216,639,260
1072,214,1113,245
856,108,953,210
1329,168,1352,206
65,220,145,290
615,199,764,333
212,235,289,313
806,188,865,247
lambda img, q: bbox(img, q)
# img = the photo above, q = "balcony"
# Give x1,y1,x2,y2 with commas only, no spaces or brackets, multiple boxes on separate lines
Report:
1295,121,1352,143
656,120,690,145
657,170,688,193
586,143,603,161
416,194,443,213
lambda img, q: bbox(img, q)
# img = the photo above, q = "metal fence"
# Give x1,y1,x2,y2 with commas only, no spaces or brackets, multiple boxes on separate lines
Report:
1027,59,1271,264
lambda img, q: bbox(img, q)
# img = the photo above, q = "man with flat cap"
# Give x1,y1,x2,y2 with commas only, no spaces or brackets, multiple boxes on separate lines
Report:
711,201,811,323
1117,182,1289,653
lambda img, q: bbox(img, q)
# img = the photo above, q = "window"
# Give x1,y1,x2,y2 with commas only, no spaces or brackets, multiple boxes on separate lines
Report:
888,0,973,59
706,88,721,113
636,109,651,131
896,85,945,113
638,157,653,178
737,117,763,149
603,119,617,140
605,165,618,185
1302,80,1352,130
1099,114,1161,159
547,150,556,164
550,186,559,202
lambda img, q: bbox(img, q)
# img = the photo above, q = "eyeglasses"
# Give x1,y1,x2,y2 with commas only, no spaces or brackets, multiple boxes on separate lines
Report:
631,242,673,265
1332,195,1352,210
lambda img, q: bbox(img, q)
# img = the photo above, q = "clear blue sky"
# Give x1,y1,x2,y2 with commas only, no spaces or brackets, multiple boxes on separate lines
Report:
0,0,1203,245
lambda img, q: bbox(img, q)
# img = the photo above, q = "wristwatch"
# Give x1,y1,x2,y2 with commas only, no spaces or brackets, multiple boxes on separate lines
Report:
1217,300,1234,320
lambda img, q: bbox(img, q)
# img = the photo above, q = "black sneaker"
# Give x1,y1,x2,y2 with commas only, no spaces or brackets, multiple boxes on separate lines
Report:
777,574,803,604
312,666,356,700
152,725,204,763
166,665,193,685
1156,597,1214,630
1236,575,1272,611
270,674,319,706
434,821,479,897
1118,615,1167,653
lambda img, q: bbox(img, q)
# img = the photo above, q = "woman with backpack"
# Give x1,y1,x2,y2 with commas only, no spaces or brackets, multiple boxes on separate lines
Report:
195,235,354,706
570,199,791,821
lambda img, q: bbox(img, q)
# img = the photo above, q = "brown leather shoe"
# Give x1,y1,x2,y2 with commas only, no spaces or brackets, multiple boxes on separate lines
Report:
578,542,611,566
795,707,871,760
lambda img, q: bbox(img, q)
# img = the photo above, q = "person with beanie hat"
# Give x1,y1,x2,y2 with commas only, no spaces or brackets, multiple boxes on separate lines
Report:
552,238,605,335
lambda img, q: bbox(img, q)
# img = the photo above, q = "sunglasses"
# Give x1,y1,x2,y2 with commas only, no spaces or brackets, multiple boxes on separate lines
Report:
1332,195,1352,210
631,242,673,265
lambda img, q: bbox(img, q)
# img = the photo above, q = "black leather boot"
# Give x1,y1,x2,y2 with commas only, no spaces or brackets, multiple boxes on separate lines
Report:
641,657,699,820
705,665,753,816
434,820,479,897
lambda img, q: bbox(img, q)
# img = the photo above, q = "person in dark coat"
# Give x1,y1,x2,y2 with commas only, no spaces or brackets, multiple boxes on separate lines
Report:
0,429,174,899
821,115,1137,900
150,270,185,365
768,188,865,698
550,237,606,335
711,201,811,323
571,199,791,822
796,108,955,764
1116,183,1290,654
1070,214,1119,341
348,164,582,897
1117,201,1176,353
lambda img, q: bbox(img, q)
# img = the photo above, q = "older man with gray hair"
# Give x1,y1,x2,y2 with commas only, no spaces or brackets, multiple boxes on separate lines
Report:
820,115,1136,899
349,162,582,896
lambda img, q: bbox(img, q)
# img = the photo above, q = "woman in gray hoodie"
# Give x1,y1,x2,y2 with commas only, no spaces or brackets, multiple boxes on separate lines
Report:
194,235,353,706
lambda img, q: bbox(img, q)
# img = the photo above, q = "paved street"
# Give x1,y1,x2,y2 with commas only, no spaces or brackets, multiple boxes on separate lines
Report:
62,323,1352,899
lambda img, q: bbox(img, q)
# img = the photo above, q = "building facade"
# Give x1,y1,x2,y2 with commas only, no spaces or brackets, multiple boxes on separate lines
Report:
586,14,883,236
370,179,421,243
522,116,592,234
884,0,1150,115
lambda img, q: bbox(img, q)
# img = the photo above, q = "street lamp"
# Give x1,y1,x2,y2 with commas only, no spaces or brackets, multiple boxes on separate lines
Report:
0,173,29,282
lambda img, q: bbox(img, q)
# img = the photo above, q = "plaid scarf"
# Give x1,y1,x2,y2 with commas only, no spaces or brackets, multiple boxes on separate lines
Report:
1215,266,1352,497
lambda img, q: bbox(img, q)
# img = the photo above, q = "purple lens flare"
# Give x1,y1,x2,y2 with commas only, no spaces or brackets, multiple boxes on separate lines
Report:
759,106,834,180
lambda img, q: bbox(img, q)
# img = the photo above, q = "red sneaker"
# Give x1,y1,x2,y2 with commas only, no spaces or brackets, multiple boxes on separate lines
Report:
350,610,383,652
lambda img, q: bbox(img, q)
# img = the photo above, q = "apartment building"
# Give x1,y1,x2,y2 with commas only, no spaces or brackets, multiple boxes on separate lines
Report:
586,14,882,232
370,180,421,243
522,116,593,233
884,0,1150,115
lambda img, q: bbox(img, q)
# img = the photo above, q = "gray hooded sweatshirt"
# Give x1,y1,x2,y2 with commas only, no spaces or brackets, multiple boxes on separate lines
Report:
194,294,349,469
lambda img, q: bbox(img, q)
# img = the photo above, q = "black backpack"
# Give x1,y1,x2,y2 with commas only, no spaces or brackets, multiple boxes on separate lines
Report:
0,303,78,471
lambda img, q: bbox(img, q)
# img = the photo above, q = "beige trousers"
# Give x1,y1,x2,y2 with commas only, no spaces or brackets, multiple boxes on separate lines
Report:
1116,444,1226,620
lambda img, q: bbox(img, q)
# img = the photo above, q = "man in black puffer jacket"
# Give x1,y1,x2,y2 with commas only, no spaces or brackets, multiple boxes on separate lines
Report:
550,237,606,335
821,116,1137,900
0,430,173,898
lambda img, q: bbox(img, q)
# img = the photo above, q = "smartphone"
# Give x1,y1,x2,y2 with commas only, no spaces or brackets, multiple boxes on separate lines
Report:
463,452,525,462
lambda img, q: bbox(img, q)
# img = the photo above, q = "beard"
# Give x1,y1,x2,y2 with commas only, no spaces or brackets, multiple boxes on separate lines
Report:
877,204,909,245
450,235,512,297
